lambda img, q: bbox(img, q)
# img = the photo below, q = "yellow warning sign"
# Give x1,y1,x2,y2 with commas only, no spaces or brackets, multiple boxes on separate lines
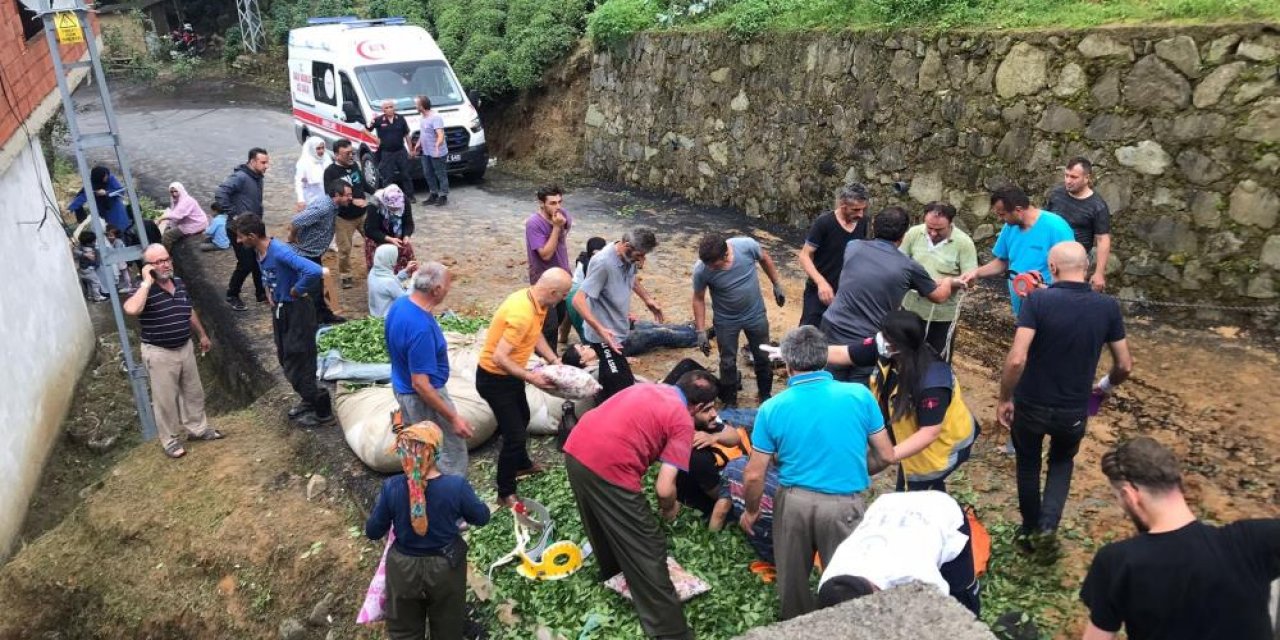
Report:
55,12,84,44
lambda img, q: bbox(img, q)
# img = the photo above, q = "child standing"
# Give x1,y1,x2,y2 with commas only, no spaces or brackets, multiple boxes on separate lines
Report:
76,230,108,302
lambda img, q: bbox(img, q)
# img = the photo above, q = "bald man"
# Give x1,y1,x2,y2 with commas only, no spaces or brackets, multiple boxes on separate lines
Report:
366,99,414,199
123,244,223,458
477,268,573,506
998,241,1132,554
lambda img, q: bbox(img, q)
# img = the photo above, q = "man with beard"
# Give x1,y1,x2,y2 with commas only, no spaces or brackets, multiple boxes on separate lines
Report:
214,147,270,310
1080,437,1280,640
1045,157,1111,292
123,244,223,458
562,370,721,640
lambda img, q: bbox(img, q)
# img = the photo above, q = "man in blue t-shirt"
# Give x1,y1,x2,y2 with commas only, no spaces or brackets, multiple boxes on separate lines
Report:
385,262,473,475
738,326,896,621
960,185,1075,317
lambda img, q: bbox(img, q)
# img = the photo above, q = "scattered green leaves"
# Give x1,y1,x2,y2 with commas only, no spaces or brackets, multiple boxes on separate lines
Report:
466,464,776,639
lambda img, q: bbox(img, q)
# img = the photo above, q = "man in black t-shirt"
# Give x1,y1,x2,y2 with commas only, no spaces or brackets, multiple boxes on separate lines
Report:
998,241,1132,546
323,138,375,289
366,99,415,200
1044,157,1111,292
1080,437,1280,640
797,183,870,327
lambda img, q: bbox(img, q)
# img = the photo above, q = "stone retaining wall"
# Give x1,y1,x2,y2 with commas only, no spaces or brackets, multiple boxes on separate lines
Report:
584,26,1280,316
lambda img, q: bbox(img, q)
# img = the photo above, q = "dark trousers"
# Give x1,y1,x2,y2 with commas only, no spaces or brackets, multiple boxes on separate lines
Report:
589,342,636,403
303,255,337,322
420,155,449,196
565,455,691,639
715,318,772,405
378,149,415,199
227,240,264,299
924,320,952,361
272,299,330,416
675,447,722,517
384,546,466,640
819,318,872,385
1011,398,1087,534
939,510,981,616
799,284,828,328
541,300,567,353
474,367,532,499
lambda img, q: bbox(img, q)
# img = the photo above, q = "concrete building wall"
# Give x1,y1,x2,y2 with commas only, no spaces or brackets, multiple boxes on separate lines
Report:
0,136,95,561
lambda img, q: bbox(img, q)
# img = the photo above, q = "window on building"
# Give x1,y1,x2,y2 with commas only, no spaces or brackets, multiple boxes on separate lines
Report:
16,0,43,41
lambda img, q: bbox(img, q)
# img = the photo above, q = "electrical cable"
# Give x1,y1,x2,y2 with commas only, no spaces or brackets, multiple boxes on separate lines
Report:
0,33,69,233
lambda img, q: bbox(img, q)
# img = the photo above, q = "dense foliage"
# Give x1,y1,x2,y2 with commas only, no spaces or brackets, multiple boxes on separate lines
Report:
263,0,592,98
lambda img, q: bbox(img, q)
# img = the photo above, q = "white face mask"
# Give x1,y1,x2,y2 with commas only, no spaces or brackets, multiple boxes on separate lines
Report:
875,332,896,359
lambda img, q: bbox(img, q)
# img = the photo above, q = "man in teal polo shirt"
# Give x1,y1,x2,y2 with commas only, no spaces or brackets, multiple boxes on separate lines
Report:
960,185,1074,317
738,325,897,620
901,202,978,358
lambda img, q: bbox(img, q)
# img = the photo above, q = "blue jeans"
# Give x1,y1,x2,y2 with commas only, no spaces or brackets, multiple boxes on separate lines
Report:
1011,398,1087,534
420,155,449,196
621,321,699,357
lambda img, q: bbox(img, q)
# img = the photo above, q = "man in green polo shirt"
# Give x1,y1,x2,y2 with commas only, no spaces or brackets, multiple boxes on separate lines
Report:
900,202,977,359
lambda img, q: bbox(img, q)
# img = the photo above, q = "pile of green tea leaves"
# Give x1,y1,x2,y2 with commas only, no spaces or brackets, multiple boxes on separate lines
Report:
440,311,490,335
317,312,490,363
318,316,389,363
466,462,776,639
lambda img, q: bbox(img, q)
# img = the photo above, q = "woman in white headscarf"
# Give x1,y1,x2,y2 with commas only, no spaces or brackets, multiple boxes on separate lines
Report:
367,243,416,318
294,136,331,211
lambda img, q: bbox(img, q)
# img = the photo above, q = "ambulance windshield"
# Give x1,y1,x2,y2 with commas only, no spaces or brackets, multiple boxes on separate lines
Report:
355,60,464,111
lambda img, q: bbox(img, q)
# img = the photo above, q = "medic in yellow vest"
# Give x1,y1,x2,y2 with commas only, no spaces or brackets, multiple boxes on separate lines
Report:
826,310,978,492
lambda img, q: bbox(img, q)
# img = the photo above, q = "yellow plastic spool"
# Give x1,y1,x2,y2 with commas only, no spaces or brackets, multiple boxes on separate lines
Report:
516,540,584,581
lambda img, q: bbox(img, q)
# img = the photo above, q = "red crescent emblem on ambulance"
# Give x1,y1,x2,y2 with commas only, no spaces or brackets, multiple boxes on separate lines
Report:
356,41,387,60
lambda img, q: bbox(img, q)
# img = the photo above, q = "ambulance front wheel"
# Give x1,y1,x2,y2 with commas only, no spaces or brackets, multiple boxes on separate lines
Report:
360,151,381,189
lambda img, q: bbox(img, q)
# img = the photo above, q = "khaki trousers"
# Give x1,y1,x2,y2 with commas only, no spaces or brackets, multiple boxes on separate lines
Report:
141,340,210,449
335,214,365,278
773,486,866,620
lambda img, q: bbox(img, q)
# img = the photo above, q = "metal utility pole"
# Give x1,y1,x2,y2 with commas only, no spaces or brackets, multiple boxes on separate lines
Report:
26,0,157,440
236,0,264,53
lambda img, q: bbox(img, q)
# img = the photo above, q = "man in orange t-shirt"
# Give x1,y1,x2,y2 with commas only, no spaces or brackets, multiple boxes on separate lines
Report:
476,268,572,507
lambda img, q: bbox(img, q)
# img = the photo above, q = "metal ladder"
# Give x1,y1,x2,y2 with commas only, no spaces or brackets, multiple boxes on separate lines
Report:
33,0,157,440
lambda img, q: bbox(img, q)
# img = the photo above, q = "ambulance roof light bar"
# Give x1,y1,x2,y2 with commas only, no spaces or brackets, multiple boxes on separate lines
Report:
305,16,407,27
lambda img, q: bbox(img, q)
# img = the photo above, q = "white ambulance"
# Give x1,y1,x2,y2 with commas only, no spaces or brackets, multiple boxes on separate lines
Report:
287,17,488,184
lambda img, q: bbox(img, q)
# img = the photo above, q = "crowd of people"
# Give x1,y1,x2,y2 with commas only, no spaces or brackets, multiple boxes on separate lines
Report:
70,137,1279,640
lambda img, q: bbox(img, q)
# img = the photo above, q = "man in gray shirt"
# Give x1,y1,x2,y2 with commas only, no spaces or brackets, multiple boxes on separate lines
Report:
692,234,785,405
572,227,666,395
822,207,961,384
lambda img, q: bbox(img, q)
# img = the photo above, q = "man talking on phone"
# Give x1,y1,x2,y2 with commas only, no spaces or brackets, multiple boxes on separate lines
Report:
123,243,224,459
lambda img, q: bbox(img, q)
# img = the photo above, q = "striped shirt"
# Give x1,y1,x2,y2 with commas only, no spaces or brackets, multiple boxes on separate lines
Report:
139,278,193,348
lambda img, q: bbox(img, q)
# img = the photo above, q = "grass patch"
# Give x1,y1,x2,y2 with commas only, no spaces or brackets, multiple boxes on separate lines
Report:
590,0,1280,43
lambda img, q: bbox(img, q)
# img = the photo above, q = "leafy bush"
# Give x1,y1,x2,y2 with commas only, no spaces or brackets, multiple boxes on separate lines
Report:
587,0,659,49
222,26,245,63
726,0,778,40
866,0,981,24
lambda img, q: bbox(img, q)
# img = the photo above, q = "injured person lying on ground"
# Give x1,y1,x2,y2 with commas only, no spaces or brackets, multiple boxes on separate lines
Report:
817,490,981,616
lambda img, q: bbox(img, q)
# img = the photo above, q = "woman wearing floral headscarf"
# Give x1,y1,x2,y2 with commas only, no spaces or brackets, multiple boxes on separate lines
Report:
158,182,209,248
364,183,415,271
366,421,490,640
294,136,331,211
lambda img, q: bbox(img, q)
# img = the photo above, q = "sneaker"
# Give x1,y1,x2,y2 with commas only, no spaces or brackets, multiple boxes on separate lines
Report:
434,195,447,207
320,314,348,325
341,276,353,290
422,194,438,205
226,295,247,311
255,291,268,303
287,404,310,419
515,463,547,480
294,411,337,428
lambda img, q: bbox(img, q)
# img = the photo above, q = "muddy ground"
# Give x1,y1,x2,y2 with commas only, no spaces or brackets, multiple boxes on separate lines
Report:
3,70,1278,639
